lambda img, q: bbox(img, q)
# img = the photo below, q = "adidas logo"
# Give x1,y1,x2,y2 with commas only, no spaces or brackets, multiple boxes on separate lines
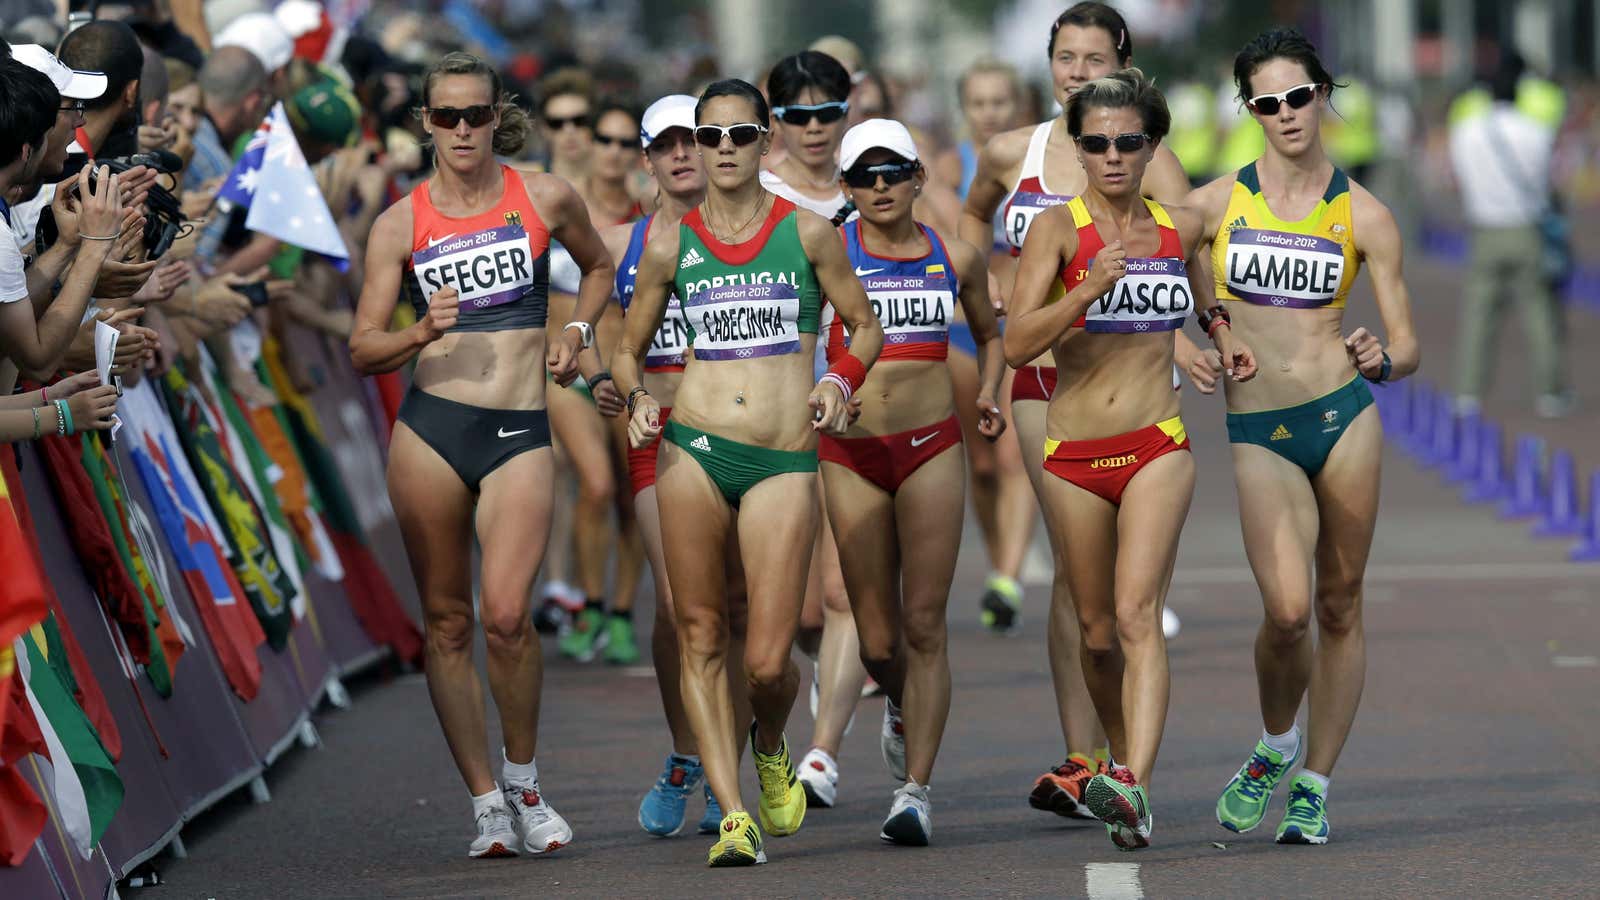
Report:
680,247,706,269
690,434,712,452
1269,424,1293,441
1228,216,1248,231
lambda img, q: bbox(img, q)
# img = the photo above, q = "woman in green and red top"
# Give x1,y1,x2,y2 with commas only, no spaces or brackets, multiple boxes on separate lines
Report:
613,78,882,868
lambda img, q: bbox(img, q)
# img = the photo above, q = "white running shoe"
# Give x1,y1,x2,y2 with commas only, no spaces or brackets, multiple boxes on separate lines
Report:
880,782,932,846
468,803,520,858
503,783,573,854
1162,607,1181,640
881,700,907,782
796,746,839,808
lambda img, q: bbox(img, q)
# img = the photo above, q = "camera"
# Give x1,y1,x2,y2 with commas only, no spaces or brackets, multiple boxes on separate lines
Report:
84,152,189,260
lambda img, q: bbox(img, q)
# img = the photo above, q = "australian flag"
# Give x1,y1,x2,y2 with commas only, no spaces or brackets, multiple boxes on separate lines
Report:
215,103,349,265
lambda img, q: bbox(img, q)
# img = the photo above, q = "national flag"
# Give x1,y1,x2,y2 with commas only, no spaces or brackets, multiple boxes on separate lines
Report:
0,668,47,866
0,464,49,702
240,103,348,262
215,116,271,211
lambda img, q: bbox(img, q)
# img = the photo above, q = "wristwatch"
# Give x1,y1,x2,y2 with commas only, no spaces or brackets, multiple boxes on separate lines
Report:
563,321,594,349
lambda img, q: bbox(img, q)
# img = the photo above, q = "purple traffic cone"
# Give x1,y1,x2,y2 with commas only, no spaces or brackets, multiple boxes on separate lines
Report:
1407,383,1434,458
1535,450,1585,537
1500,435,1545,519
1447,410,1481,484
1569,471,1600,562
1464,420,1506,504
1424,397,1456,468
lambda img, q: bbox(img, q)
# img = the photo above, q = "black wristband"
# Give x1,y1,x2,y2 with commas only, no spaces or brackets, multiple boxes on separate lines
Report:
589,370,614,389
1365,351,1393,384
626,385,650,415
1195,304,1230,338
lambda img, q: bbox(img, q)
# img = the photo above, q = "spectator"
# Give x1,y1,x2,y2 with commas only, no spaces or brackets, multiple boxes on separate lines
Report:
56,19,147,163
214,11,294,100
1448,53,1573,418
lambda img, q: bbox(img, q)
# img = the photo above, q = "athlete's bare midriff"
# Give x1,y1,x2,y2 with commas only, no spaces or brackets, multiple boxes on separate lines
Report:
412,327,549,411
670,334,822,452
1048,330,1178,441
1222,304,1357,412
846,359,956,436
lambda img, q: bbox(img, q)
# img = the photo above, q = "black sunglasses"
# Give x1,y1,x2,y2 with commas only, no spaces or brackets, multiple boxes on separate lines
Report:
545,114,592,130
1246,83,1319,116
594,133,636,147
427,105,495,129
772,101,849,126
842,160,920,189
693,123,768,147
59,101,86,115
1076,132,1151,154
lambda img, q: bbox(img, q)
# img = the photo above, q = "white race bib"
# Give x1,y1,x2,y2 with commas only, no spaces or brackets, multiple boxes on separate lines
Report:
1083,257,1191,333
413,225,537,309
1225,228,1346,308
685,282,800,361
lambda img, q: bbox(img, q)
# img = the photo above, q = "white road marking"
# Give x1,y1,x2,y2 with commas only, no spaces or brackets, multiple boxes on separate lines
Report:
1552,656,1598,668
1171,562,1599,586
1085,862,1143,899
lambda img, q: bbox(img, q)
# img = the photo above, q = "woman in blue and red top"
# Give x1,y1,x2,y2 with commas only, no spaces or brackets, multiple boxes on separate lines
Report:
819,119,1005,846
349,52,614,861
1006,69,1255,851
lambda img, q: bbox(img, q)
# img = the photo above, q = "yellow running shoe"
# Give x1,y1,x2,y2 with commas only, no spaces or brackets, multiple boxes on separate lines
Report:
706,810,766,867
750,725,807,836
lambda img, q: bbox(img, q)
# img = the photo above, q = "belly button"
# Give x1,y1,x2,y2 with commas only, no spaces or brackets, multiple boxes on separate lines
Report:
1278,360,1292,372
735,390,744,405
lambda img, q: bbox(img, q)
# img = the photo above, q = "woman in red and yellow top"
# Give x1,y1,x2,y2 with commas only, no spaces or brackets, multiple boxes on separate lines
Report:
1005,69,1255,851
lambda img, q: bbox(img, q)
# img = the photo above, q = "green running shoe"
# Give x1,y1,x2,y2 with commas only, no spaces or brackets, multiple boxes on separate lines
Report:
978,574,1022,634
1216,738,1302,833
558,608,607,661
1275,774,1330,845
1083,769,1152,851
601,616,640,665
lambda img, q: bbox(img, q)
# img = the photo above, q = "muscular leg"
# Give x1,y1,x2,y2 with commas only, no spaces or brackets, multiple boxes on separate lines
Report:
993,389,1037,582
609,419,644,614
1305,407,1382,776
638,485,694,754
822,462,903,700
388,424,491,794
949,352,1000,561
547,383,615,604
474,449,556,762
809,498,869,757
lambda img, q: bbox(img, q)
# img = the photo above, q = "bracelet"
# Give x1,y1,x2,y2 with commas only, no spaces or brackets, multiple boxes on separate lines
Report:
820,355,868,404
79,232,120,242
1195,304,1231,338
58,398,75,436
32,406,41,439
53,399,68,436
40,386,48,405
1364,351,1393,384
626,385,650,416
589,370,614,389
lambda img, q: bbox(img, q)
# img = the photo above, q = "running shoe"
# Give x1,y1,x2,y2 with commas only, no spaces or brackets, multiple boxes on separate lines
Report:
881,700,907,782
467,802,519,858
979,574,1022,634
1162,606,1181,639
795,746,838,808
698,783,723,835
706,810,766,867
532,598,568,635
1216,737,1302,834
879,781,932,846
557,607,607,661
1274,774,1330,845
601,616,640,665
503,782,572,854
862,676,884,698
751,726,807,836
1028,753,1097,819
1084,767,1152,850
639,754,703,837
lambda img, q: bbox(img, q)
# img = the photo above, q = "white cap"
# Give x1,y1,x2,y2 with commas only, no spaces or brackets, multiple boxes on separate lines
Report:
640,94,698,148
216,12,294,73
839,118,919,171
10,43,107,101
273,0,324,37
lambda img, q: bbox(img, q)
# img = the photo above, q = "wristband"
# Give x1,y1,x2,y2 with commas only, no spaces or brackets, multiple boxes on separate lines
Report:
627,385,650,416
1365,351,1393,384
1195,304,1231,338
589,370,614,390
53,399,68,436
820,354,868,404
59,398,75,436
40,386,48,405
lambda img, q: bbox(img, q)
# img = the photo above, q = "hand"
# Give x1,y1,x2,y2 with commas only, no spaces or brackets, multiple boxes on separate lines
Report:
545,326,582,387
846,394,863,426
137,123,175,153
115,165,158,213
76,165,124,244
189,272,256,330
627,395,662,448
129,258,193,303
50,175,84,249
181,180,220,220
93,257,159,299
113,208,147,262
45,370,105,401
1186,348,1224,394
1223,336,1257,383
1086,239,1127,296
419,286,459,343
590,375,624,418
976,395,1006,440
113,323,156,374
808,381,851,435
1344,326,1384,380
987,269,1005,315
67,384,119,432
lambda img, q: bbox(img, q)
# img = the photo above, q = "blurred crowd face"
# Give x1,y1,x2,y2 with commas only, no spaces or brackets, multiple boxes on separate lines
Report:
644,127,705,197
962,71,1018,145
1246,58,1325,159
698,94,768,193
1051,24,1121,108
1076,106,1153,201
775,86,846,173
40,98,87,181
540,92,593,167
593,109,640,183
847,78,885,127
427,73,498,175
167,82,202,136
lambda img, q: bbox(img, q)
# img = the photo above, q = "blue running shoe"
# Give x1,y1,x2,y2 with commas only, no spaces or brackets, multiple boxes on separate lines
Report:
639,754,703,836
698,783,723,835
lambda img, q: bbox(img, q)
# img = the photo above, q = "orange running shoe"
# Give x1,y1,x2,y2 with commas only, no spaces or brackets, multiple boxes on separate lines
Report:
1028,753,1097,820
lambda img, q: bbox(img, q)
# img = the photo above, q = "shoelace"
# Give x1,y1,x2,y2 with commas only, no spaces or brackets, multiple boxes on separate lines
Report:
1109,766,1138,788
478,804,515,835
1285,784,1324,821
508,786,552,825
1052,758,1091,779
1234,752,1281,800
756,751,791,800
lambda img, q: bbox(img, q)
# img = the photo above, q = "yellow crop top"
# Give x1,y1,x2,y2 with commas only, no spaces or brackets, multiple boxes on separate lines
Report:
1212,162,1360,310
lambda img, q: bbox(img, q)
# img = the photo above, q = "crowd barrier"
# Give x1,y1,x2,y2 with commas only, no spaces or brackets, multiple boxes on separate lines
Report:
1,325,422,900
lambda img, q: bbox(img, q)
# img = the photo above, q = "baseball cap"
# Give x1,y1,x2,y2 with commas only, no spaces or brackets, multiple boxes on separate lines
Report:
288,80,360,148
839,118,919,172
639,94,697,148
216,12,294,73
10,43,107,100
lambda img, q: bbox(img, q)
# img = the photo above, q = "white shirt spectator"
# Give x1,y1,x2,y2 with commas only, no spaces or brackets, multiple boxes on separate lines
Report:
0,222,27,303
1448,103,1556,229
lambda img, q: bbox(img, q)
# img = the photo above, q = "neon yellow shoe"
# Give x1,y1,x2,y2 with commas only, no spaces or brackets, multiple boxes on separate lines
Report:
750,725,807,837
706,810,766,867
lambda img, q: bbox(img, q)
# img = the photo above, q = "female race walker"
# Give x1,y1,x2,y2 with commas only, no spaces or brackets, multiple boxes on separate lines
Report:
350,52,615,859
613,78,883,868
1006,69,1255,850
959,0,1193,819
1186,28,1417,846
606,94,749,838
821,119,1005,846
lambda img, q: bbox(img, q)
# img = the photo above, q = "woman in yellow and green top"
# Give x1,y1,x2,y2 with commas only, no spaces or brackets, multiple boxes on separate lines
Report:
1184,28,1420,846
612,78,882,868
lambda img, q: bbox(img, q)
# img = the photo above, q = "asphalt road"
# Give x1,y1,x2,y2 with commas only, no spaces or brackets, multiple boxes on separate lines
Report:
149,255,1600,898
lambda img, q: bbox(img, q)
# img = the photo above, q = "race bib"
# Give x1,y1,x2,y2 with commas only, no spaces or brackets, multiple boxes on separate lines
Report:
685,282,800,361
1225,228,1346,308
647,297,691,368
412,225,536,309
844,273,952,348
1005,192,1071,249
1083,257,1191,333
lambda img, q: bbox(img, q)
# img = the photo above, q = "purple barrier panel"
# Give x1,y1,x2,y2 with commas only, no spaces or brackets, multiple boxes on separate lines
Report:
236,624,319,763
20,760,112,900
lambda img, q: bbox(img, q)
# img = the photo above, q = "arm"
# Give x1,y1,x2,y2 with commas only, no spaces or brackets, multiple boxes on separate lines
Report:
1179,178,1232,393
798,211,882,435
612,231,679,448
948,235,1006,439
1002,208,1100,367
957,132,1019,252
1142,145,1192,205
24,242,75,315
1173,204,1254,383
214,233,284,276
348,201,449,375
533,173,617,385
1348,189,1420,381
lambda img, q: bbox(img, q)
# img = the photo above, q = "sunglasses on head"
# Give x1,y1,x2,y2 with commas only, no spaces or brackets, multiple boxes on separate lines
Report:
1246,83,1319,116
544,114,591,130
842,160,920,189
427,105,495,129
771,101,849,126
1076,132,1151,154
594,133,636,147
693,123,769,147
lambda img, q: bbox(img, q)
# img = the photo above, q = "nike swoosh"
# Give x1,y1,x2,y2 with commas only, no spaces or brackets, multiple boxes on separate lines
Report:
497,427,530,438
909,432,939,447
426,232,459,248
854,266,884,277
628,265,638,276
